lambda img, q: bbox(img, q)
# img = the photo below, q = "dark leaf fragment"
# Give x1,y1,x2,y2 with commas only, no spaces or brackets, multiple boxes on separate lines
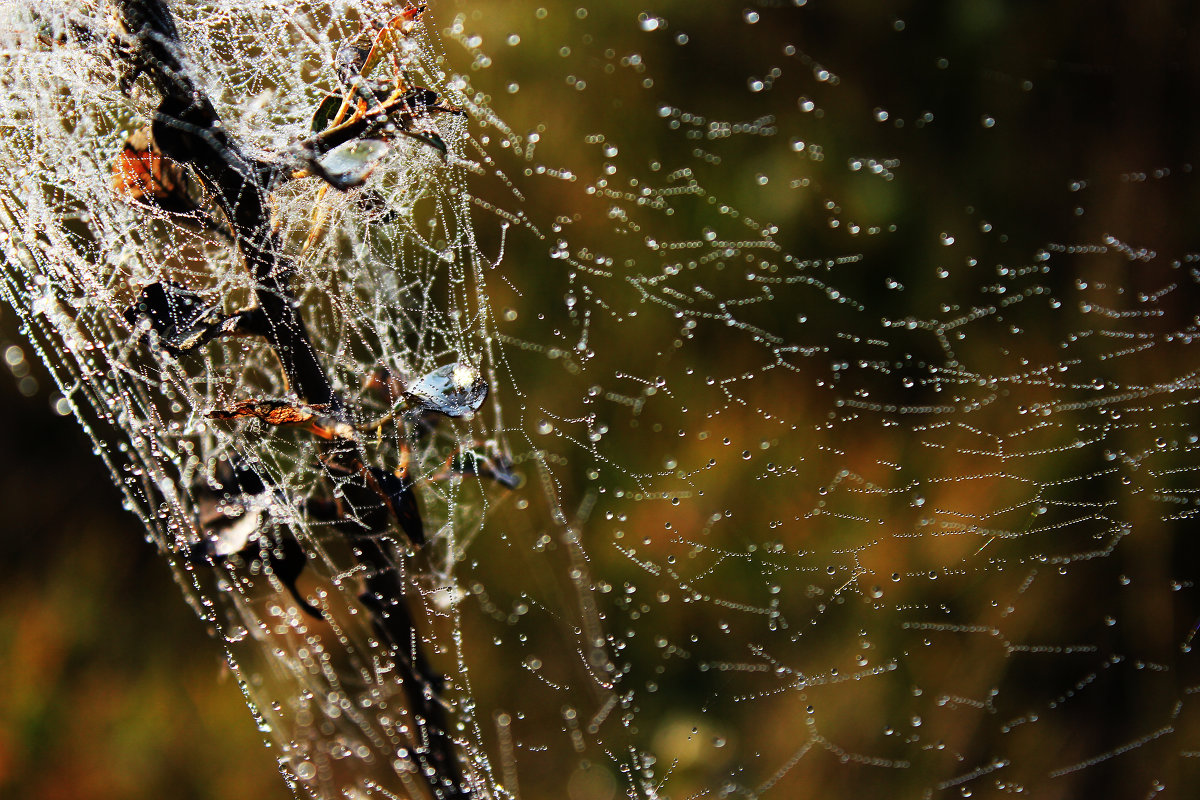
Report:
123,281,266,355
123,281,220,354
310,92,343,134
321,455,426,546
183,458,323,619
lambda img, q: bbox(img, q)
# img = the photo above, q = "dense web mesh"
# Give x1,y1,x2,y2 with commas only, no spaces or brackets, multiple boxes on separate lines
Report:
1,1,1199,799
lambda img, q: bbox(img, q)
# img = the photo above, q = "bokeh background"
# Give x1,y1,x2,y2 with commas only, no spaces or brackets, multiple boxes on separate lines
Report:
4,1,1200,798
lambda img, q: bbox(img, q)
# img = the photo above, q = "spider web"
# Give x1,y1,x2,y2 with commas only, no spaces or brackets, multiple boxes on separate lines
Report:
2,1,1199,799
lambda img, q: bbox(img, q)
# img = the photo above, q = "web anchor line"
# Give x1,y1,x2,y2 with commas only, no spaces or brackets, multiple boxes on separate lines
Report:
108,2,471,797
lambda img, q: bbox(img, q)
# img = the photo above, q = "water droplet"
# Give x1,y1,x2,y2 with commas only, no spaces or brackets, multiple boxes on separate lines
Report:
317,139,389,188
405,363,488,417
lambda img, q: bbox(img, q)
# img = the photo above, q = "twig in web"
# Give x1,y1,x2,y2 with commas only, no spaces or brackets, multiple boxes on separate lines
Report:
106,2,472,796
